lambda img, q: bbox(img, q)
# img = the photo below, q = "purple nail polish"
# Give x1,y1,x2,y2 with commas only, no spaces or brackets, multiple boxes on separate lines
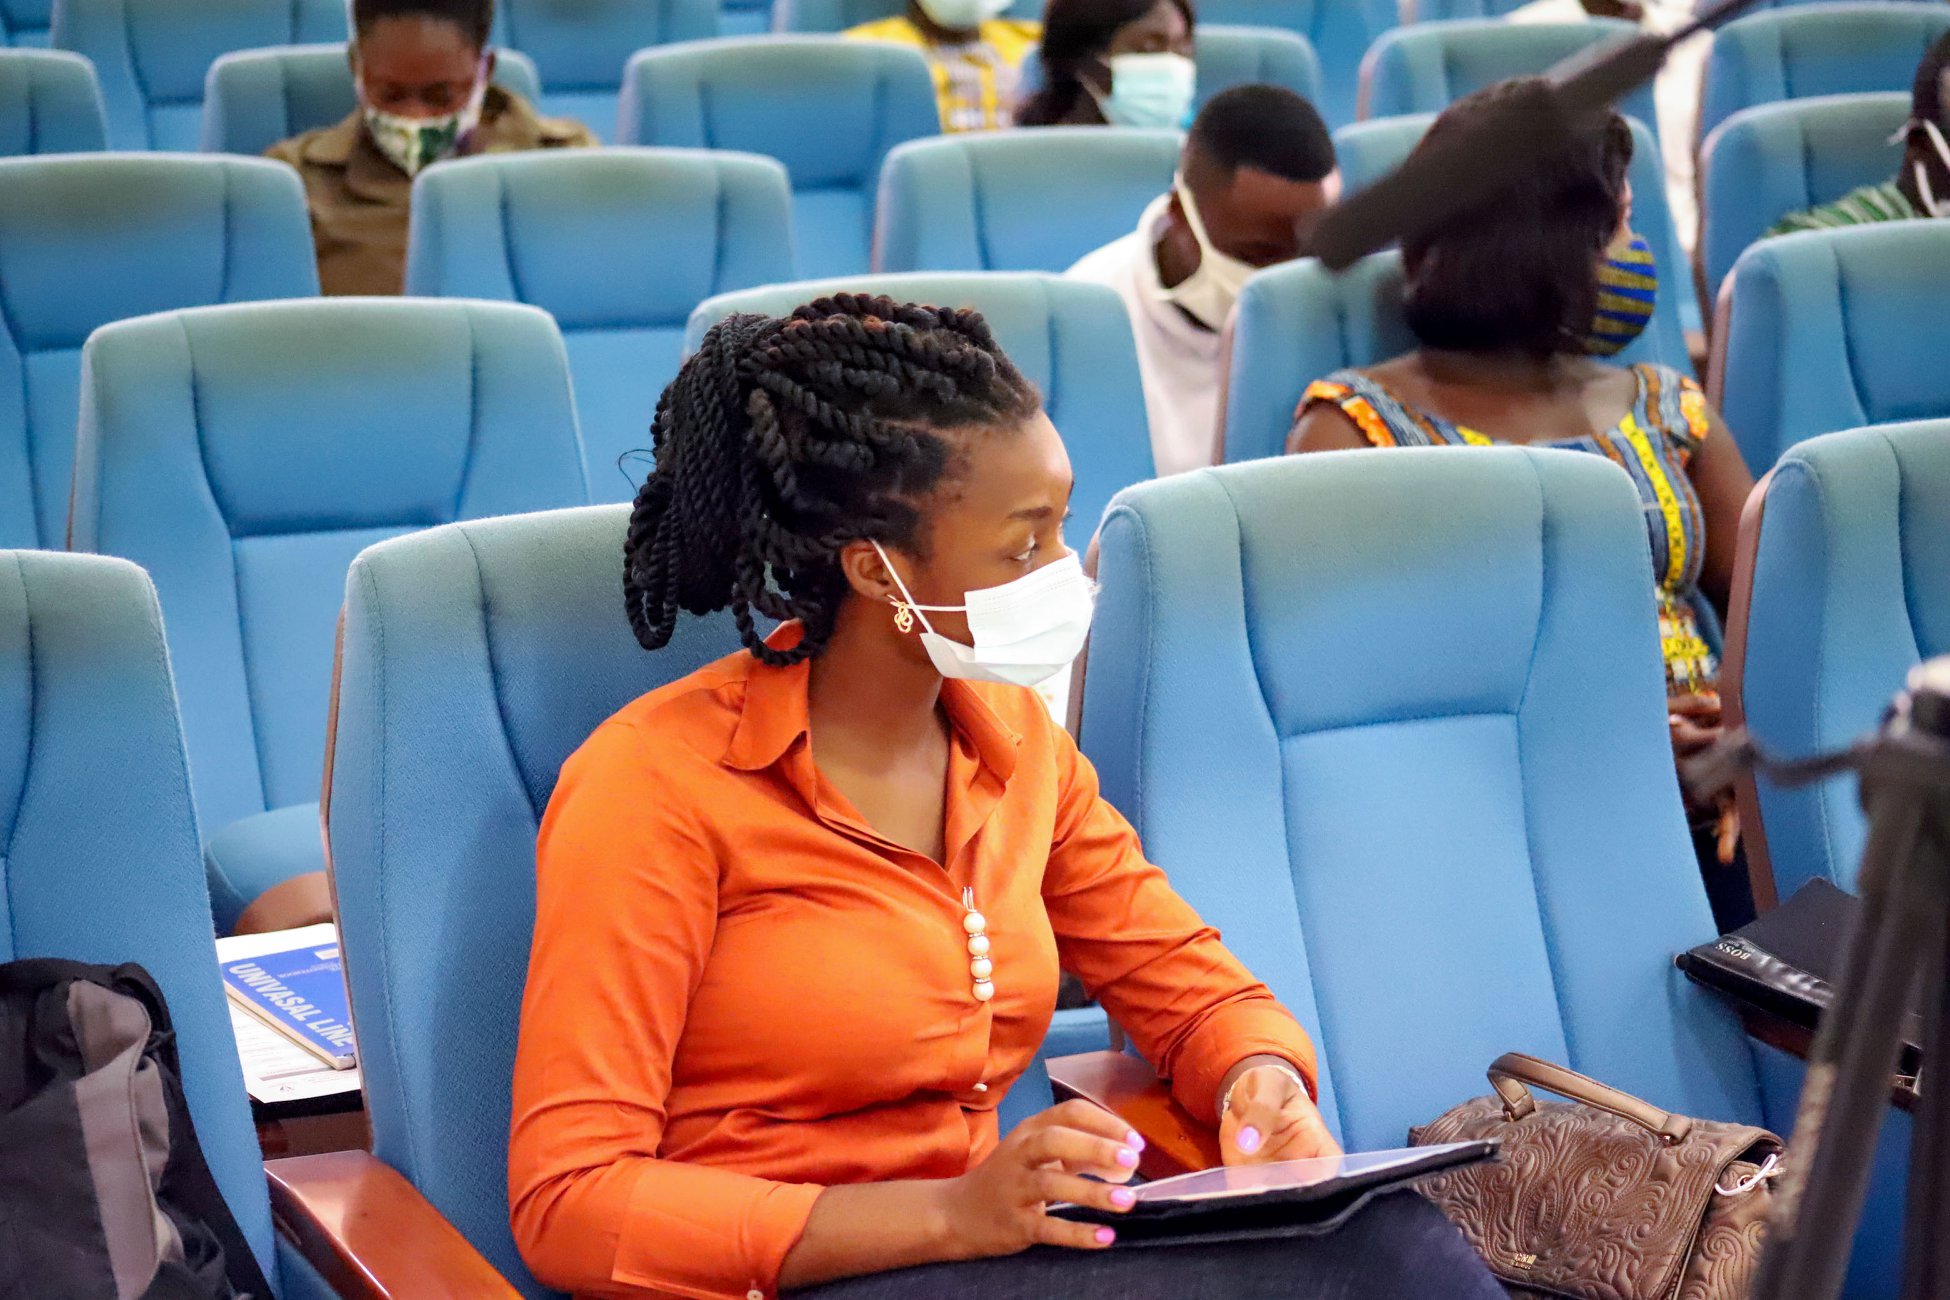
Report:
1127,1130,1146,1152
1116,1146,1140,1168
1111,1187,1136,1208
1094,1227,1116,1245
1236,1125,1262,1154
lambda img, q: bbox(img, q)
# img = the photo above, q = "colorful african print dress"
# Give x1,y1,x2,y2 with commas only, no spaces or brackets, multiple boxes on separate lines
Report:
1299,363,1718,695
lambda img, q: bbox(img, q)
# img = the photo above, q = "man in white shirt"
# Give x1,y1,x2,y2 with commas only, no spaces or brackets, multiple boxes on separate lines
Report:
1067,84,1340,477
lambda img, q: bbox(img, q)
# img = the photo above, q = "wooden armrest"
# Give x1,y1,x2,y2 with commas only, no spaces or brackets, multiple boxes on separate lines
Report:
1046,1051,1221,1179
267,1150,520,1299
1737,1009,1916,1114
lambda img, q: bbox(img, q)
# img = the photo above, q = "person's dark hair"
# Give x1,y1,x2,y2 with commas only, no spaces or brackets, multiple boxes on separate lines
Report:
1015,0,1195,126
1185,84,1334,184
1911,29,1950,126
624,296,1042,666
352,0,493,51
1400,78,1632,358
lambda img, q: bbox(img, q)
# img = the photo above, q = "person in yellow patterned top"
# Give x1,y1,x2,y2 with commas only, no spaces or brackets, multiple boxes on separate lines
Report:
1289,82,1759,931
847,0,1040,132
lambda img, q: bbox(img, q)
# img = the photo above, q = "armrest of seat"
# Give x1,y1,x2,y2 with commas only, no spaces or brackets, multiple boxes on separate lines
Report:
267,1150,520,1298
1736,1008,1916,1113
1046,1051,1221,1179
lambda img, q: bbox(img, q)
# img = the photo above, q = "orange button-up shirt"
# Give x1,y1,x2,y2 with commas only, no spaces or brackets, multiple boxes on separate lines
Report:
509,640,1317,1300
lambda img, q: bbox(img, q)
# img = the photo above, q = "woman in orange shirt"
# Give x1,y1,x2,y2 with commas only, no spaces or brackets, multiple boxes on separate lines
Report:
508,296,1500,1300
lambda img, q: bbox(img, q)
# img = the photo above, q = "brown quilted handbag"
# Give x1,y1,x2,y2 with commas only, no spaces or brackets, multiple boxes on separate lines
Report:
1408,1053,1784,1300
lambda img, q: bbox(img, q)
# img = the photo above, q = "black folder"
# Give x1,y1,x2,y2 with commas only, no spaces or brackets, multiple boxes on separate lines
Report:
1048,1141,1496,1245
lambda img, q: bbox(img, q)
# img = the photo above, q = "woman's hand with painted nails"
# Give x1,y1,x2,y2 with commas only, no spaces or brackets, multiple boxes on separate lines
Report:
935,1099,1144,1258
1219,1061,1340,1166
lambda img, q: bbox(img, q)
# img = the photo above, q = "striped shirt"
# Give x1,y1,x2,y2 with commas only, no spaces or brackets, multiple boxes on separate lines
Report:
1766,180,1919,238
845,17,1041,132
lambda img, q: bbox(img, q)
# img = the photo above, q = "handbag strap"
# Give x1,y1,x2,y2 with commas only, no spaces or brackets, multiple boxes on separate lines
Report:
1488,1052,1694,1146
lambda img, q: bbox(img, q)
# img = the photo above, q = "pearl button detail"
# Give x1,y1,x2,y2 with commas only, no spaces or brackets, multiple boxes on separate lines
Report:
972,980,995,1001
973,1082,989,1092
966,934,990,957
970,957,993,980
962,887,994,1002
962,910,987,935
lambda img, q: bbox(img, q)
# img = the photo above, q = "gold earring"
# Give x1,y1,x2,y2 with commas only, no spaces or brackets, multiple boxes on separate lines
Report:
892,602,915,634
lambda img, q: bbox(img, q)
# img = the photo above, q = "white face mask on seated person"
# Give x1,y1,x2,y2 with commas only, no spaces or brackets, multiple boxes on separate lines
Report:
872,541,1096,689
915,0,1014,31
1160,174,1256,330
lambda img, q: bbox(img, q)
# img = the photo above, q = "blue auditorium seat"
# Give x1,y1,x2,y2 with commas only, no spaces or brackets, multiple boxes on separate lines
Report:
1713,222,1950,471
1697,92,1909,311
1698,2,1950,145
1728,421,1950,901
720,0,772,36
618,36,937,276
0,0,51,46
406,147,794,502
53,0,345,150
0,154,315,551
1195,0,1396,126
0,549,338,1297
1326,113,1690,365
688,273,1154,542
1358,17,1656,132
1406,0,1529,15
201,42,543,155
326,504,1109,1297
0,49,105,150
775,0,1036,32
490,0,716,140
874,127,1180,273
70,298,589,931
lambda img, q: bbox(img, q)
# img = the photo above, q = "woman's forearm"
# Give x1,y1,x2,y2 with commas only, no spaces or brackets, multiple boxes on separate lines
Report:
776,1179,958,1291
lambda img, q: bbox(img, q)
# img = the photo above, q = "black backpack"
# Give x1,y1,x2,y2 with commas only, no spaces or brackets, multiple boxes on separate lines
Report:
0,959,276,1300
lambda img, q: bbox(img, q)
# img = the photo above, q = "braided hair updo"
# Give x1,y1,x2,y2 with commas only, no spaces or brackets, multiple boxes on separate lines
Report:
624,294,1041,666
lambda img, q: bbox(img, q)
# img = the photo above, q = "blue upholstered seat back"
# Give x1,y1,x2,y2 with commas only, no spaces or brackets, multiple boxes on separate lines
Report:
1717,222,1950,471
200,42,542,155
618,36,938,276
1192,0,1396,126
0,49,106,151
406,147,795,502
53,0,345,149
1359,18,1657,133
1699,2,1950,145
1698,93,1909,310
874,127,1181,274
687,272,1154,541
71,298,588,847
1080,448,1762,1150
1735,420,1950,897
0,154,316,550
489,0,716,140
329,504,743,1298
0,552,278,1280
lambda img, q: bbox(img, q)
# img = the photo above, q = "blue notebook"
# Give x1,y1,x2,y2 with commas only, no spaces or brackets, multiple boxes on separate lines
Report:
221,934,357,1070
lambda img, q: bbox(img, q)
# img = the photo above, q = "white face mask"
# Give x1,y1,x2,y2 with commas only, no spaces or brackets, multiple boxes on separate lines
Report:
873,543,1095,689
1093,51,1196,130
1163,176,1256,331
360,61,488,178
1910,118,1950,217
915,0,1012,30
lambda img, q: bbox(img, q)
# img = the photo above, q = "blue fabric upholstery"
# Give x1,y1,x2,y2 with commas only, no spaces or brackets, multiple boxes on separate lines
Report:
52,0,345,150
1408,0,1529,15
1698,3,1950,145
1194,0,1397,126
874,127,1180,274
688,272,1153,541
617,36,937,276
774,0,1036,34
406,147,794,503
1222,178,1691,468
1715,222,1950,472
0,551,278,1283
0,0,51,47
329,504,742,1297
488,0,717,140
70,298,589,929
1079,447,1763,1153
200,42,543,155
0,154,316,551
1359,18,1656,133
0,49,105,151
1698,92,1909,310
1733,421,1950,898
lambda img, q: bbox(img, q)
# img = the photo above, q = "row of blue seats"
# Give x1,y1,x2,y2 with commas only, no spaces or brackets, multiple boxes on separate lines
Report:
0,0,1940,152
10,187,1941,941
9,406,1928,1295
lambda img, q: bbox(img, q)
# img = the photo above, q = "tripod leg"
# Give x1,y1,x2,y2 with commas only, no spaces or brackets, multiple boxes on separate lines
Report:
1753,778,1944,1300
1901,875,1950,1300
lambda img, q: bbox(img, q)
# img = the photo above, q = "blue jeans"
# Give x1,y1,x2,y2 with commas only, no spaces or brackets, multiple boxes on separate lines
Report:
786,1191,1503,1299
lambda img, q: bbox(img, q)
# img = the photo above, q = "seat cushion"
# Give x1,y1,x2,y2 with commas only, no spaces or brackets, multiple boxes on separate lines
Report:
204,801,324,932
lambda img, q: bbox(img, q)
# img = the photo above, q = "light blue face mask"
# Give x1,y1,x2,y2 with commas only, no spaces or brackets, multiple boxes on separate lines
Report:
1094,52,1195,129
